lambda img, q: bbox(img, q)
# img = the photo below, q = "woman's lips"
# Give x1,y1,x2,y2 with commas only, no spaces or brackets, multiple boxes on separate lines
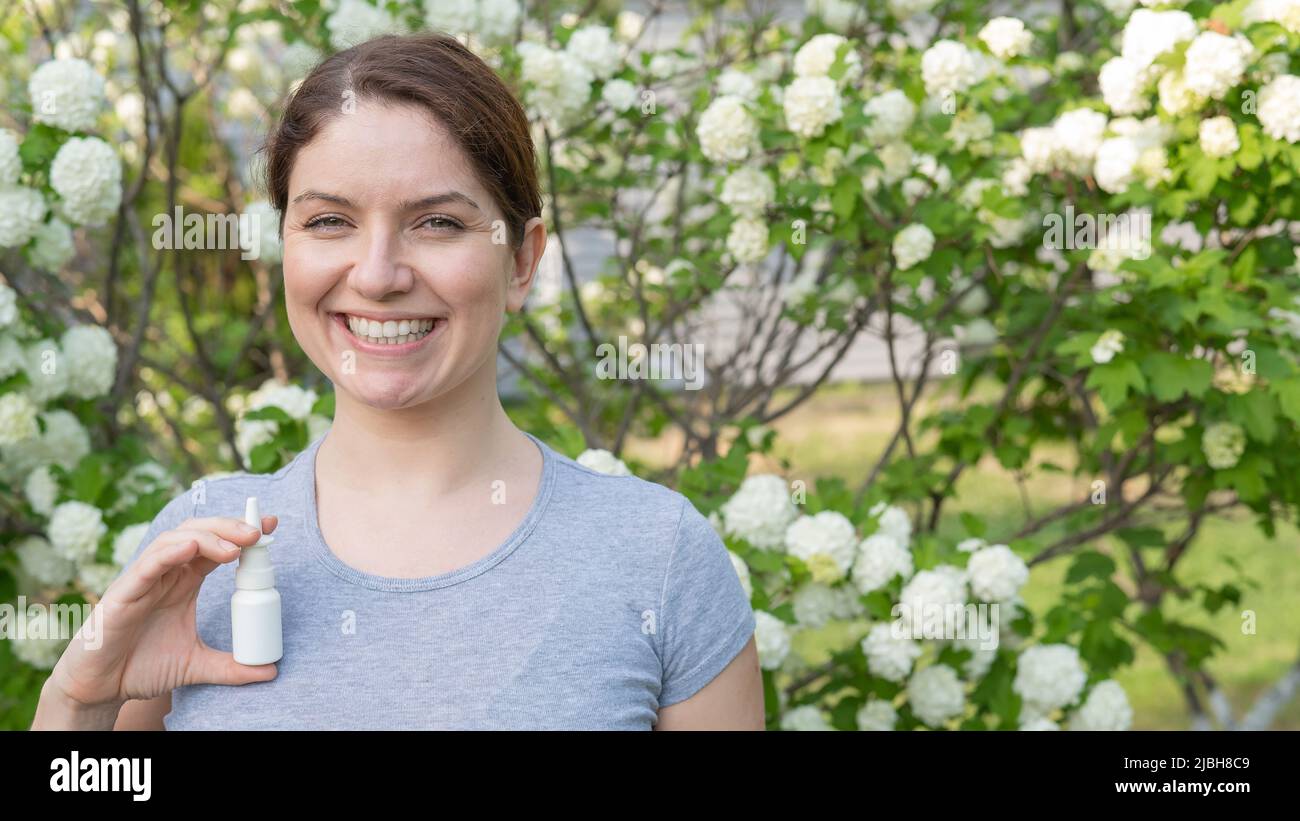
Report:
330,312,445,356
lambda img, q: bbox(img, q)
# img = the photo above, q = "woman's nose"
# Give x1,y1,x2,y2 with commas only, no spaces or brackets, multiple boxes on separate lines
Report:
348,228,415,299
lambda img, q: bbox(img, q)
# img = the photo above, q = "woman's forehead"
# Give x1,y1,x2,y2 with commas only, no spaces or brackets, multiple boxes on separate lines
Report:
288,100,490,208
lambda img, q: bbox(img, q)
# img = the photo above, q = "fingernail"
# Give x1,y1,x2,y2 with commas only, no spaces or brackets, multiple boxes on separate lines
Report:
219,538,240,552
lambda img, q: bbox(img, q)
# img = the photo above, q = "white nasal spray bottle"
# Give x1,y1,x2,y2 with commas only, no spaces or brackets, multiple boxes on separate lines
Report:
231,496,282,665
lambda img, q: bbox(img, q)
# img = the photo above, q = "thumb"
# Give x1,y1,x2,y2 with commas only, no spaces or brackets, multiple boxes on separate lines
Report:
191,645,279,686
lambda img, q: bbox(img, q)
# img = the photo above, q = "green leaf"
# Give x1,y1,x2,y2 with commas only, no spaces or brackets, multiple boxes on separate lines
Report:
1066,551,1116,584
1226,390,1278,443
1086,359,1146,408
242,406,293,425
1271,377,1300,425
960,512,986,538
1141,353,1213,402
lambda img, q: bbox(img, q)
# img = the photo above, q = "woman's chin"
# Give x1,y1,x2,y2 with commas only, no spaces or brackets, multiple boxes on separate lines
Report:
338,372,433,410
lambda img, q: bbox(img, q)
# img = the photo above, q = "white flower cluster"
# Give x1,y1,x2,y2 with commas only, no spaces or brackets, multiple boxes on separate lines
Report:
7,608,71,669
898,565,967,631
61,324,118,398
1018,107,1109,178
780,704,832,730
1069,680,1134,730
0,392,39,446
1094,117,1172,194
47,500,108,563
575,448,632,476
1199,116,1240,157
726,217,770,264
29,58,107,132
1258,75,1300,143
1183,32,1253,100
794,33,862,85
697,95,758,164
807,0,868,30
863,90,916,144
0,186,46,249
851,532,913,593
423,0,521,44
0,128,20,185
907,664,966,726
517,41,595,129
1244,0,1300,34
49,137,123,227
720,474,798,550
1098,9,1197,115
979,17,1033,61
785,510,858,583
966,544,1029,602
27,218,76,271
564,25,624,80
783,76,843,139
16,536,75,587
754,609,793,670
1091,329,1125,364
233,379,326,465
921,40,978,97
892,224,935,270
719,167,775,216
1202,421,1246,470
861,622,923,681
1013,644,1087,715
326,0,406,51
856,699,898,731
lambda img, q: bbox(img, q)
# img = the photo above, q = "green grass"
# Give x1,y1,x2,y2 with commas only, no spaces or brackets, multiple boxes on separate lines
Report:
681,379,1300,729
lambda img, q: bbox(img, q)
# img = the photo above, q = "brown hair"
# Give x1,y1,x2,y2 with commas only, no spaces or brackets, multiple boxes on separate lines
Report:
260,32,541,249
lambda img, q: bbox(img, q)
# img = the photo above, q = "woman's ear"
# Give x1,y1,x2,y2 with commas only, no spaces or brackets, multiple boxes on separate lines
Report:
505,216,547,313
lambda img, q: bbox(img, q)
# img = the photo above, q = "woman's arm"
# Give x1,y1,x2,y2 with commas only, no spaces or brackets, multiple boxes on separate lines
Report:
654,637,765,730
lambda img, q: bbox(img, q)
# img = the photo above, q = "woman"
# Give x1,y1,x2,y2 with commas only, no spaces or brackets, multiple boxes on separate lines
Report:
31,32,762,730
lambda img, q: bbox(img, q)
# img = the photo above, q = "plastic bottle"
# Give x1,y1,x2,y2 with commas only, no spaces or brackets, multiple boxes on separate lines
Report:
231,496,282,665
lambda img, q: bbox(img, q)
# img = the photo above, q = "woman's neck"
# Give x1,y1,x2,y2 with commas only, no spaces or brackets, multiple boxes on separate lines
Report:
314,372,532,500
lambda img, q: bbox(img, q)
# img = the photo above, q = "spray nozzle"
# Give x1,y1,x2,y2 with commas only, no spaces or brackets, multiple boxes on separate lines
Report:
243,496,274,548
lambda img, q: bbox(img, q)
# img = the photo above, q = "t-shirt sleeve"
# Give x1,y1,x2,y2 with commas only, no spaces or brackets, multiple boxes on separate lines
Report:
656,497,757,708
113,488,197,582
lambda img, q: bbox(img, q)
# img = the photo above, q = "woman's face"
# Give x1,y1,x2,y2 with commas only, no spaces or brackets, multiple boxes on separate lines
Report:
281,99,541,410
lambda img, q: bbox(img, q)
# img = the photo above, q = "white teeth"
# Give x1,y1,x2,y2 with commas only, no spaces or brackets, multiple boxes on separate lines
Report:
343,314,439,344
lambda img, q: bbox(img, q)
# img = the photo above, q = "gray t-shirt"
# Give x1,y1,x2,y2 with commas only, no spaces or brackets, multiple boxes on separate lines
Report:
118,431,756,730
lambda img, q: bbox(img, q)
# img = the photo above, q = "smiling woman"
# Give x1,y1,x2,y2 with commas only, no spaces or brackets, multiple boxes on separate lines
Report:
30,32,762,732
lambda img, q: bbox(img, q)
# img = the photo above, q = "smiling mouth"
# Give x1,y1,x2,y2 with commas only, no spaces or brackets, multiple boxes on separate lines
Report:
334,312,446,345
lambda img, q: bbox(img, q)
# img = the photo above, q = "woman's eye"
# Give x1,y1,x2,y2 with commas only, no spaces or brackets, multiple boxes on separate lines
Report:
304,215,348,231
420,215,463,231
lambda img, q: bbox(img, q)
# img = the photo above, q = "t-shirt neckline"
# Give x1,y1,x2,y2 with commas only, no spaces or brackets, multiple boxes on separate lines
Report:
300,429,557,592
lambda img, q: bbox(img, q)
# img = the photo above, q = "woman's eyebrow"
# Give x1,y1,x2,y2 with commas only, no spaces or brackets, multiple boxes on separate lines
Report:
398,191,482,212
289,190,481,212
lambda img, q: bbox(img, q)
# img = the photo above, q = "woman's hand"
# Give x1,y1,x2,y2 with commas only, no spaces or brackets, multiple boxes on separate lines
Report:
31,514,279,729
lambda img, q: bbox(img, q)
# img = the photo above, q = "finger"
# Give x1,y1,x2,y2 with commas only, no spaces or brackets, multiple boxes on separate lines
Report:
177,516,266,546
113,530,243,603
110,538,203,603
262,515,278,535
191,645,278,687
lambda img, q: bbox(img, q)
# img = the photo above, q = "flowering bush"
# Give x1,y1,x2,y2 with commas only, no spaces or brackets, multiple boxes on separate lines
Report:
3,0,1299,730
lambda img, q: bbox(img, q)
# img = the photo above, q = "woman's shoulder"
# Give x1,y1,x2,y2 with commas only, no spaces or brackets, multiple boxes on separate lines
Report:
541,445,712,539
